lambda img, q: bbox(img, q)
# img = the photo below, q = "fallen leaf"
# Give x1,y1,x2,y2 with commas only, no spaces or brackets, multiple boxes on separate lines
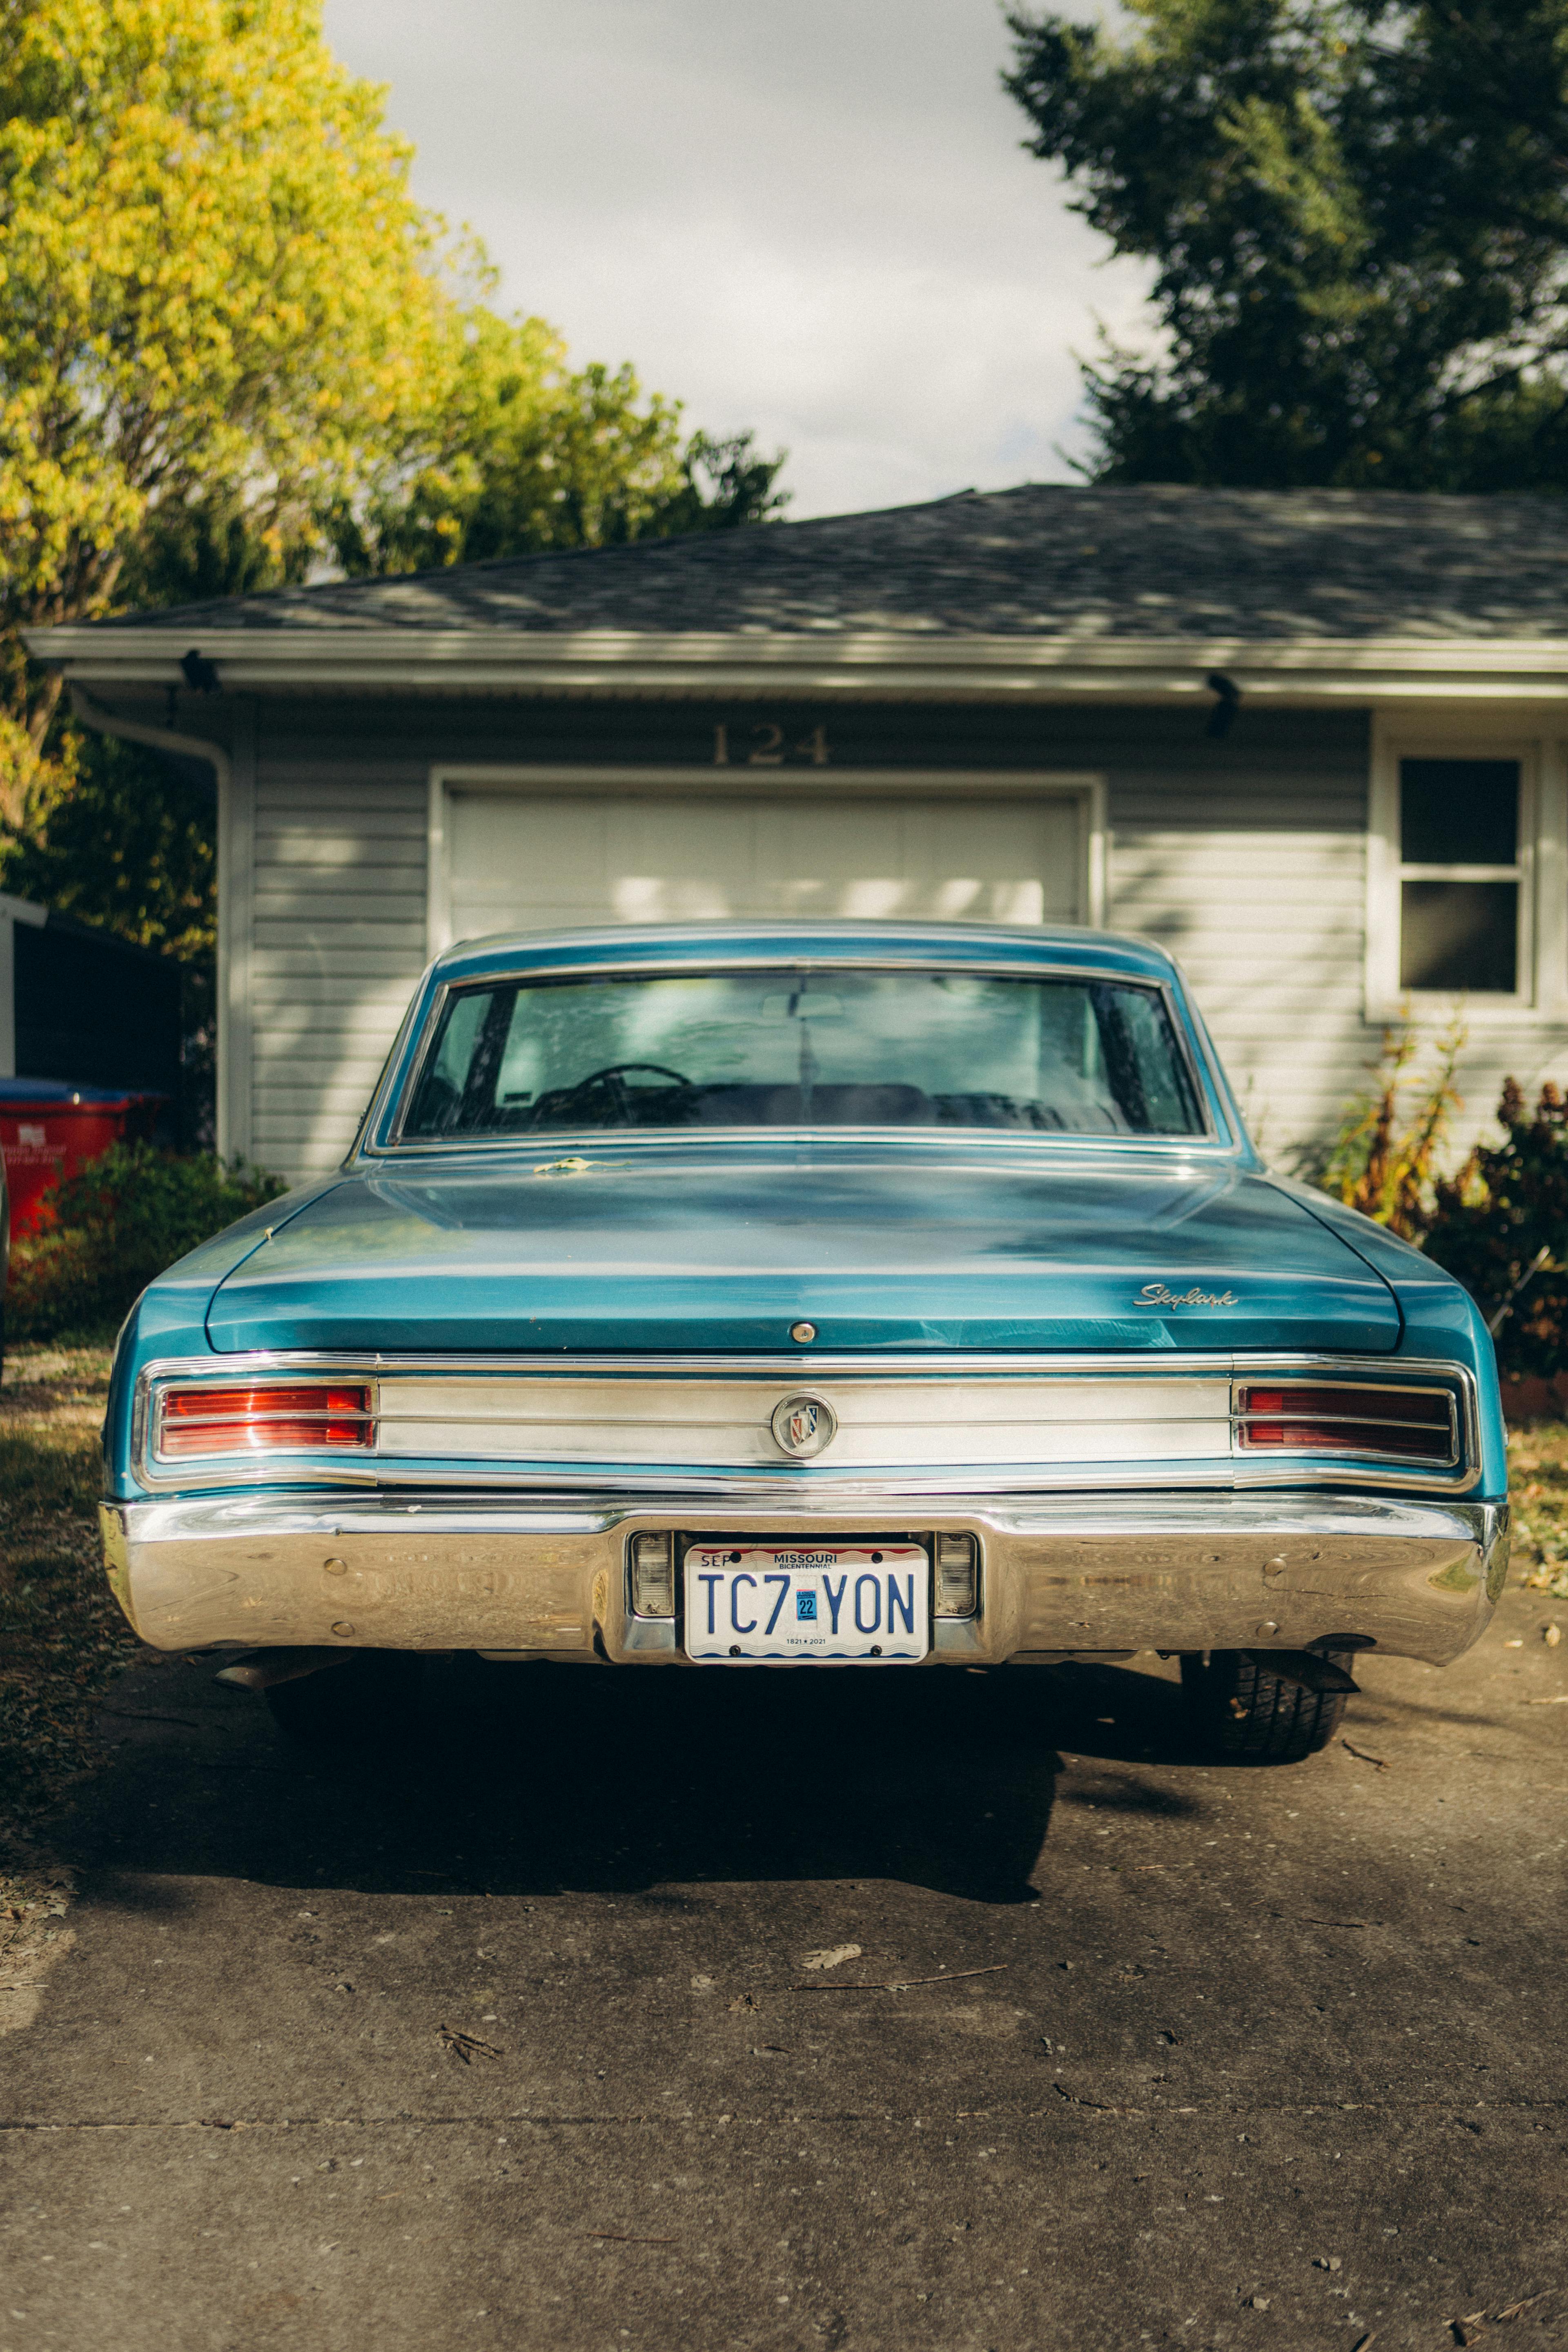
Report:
800,1944,862,1972
1544,1622,1562,1647
727,1993,760,2013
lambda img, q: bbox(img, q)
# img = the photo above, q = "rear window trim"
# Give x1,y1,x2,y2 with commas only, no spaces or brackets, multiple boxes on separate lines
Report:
380,957,1223,1155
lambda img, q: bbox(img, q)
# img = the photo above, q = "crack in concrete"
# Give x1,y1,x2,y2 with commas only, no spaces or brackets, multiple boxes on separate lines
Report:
2,2094,1564,2134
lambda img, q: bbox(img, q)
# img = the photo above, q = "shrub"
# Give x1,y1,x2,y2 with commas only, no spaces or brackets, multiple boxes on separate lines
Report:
1422,1081,1568,1377
1312,1027,1568,1376
6,1144,287,1343
1317,1015,1466,1241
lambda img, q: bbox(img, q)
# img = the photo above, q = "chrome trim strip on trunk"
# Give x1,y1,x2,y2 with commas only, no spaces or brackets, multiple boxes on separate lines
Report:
131,1351,1482,1498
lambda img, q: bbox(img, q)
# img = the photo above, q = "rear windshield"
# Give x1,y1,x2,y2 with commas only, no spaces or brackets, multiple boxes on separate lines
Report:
399,967,1206,1141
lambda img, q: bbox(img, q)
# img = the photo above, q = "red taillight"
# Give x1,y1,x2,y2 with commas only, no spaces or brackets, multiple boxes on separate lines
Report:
159,1383,374,1458
1236,1383,1454,1463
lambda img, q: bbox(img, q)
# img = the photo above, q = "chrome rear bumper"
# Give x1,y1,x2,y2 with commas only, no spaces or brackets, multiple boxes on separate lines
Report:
100,1487,1508,1668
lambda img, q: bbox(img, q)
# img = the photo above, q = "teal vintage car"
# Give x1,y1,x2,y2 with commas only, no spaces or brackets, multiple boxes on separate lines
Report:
98,920,1507,1761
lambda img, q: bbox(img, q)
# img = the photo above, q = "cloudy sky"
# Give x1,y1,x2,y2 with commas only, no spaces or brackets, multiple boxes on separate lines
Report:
322,0,1152,520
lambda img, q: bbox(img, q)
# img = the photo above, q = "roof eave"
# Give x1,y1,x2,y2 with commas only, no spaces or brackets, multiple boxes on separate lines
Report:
22,623,1568,703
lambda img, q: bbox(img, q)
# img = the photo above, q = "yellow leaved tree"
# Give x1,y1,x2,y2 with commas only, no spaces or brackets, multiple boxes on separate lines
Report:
320,306,693,578
2,0,785,840
0,0,463,816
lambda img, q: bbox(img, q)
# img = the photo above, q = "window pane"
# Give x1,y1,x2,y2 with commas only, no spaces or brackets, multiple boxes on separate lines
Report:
401,967,1206,1139
1400,881,1517,992
1400,759,1519,866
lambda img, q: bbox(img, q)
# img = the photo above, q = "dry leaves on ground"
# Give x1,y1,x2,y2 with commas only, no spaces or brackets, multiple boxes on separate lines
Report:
0,1350,143,1835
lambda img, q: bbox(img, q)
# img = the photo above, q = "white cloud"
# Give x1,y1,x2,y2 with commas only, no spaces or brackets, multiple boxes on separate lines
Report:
323,0,1154,516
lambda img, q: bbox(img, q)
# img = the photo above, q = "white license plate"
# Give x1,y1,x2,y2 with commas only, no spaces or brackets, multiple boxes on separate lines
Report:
684,1543,929,1663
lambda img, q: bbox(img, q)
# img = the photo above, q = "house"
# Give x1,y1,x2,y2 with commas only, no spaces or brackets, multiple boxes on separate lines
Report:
24,482,1568,1185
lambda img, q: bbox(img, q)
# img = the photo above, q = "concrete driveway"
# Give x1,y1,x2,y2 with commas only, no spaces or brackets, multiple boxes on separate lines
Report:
2,1582,1564,2352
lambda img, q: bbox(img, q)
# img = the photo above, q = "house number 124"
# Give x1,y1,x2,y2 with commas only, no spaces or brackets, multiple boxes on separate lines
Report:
714,722,831,766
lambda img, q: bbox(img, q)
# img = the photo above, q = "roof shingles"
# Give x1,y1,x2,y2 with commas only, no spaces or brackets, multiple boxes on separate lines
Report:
91,482,1568,644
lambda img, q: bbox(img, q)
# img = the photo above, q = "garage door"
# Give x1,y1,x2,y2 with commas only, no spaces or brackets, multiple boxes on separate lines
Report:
442,785,1088,946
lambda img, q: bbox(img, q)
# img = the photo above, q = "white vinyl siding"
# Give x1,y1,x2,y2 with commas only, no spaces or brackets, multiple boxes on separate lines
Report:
248,763,431,1178
1112,827,1368,1153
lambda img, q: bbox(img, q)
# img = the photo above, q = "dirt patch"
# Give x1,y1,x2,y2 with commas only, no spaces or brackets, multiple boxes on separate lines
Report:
0,1346,145,1837
0,1860,76,2034
1506,1416,1568,1600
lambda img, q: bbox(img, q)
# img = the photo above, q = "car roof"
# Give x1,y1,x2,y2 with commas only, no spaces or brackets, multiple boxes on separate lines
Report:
432,919,1184,989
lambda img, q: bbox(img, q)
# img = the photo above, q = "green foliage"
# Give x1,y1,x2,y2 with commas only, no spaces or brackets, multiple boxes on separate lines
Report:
0,731,214,963
2,0,788,814
321,305,788,577
1317,1042,1568,1374
651,432,793,541
1423,1081,1568,1377
1318,1014,1465,1240
116,485,317,613
1004,0,1568,489
7,1142,285,1340
0,0,456,789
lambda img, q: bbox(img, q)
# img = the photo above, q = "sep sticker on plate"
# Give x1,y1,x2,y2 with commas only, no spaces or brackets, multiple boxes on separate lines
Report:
684,1543,929,1663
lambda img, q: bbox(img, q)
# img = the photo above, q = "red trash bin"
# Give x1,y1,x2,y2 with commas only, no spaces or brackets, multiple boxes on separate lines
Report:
0,1078,165,1237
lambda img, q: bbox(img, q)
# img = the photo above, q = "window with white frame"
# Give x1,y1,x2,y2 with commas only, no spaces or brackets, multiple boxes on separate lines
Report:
1395,756,1524,996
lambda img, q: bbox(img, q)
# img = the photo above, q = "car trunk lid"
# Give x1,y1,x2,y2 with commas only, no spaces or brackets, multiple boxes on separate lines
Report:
203,1145,1401,1356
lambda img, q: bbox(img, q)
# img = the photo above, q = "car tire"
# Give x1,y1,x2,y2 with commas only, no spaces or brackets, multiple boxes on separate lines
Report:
265,1650,425,1745
1179,1648,1350,1763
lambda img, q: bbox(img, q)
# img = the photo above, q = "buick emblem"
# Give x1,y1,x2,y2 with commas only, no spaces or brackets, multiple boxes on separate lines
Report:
771,1392,837,1459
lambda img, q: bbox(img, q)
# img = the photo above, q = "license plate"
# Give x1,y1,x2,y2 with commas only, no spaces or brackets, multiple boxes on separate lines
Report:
683,1543,930,1663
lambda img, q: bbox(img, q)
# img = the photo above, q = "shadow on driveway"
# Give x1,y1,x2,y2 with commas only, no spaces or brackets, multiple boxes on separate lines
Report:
68,1655,1201,1911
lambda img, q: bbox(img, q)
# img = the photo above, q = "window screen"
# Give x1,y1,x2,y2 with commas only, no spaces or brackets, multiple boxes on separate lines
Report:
1398,758,1521,993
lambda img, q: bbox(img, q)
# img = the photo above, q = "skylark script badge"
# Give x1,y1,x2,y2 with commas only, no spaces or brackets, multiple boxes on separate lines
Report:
1135,1282,1240,1308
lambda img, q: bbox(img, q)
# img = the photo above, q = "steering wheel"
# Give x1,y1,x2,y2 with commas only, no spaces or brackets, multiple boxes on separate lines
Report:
544,1061,694,1123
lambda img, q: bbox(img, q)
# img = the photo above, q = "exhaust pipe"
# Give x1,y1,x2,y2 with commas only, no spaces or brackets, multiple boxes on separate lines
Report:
214,1647,358,1693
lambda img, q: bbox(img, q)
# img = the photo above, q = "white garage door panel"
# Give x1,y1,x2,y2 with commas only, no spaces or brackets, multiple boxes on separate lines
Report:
446,787,1085,945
